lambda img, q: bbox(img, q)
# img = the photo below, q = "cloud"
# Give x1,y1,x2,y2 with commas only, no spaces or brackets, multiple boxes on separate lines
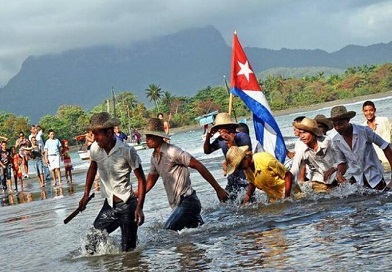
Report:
0,0,391,86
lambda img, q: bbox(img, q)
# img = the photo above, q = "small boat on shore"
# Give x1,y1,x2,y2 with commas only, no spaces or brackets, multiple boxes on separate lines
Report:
127,142,148,151
78,150,90,160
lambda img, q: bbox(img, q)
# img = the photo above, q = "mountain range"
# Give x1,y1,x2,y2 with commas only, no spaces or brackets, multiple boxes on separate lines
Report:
1,25,392,122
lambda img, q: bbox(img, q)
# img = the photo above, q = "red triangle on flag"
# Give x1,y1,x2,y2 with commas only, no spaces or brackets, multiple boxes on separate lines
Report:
231,33,261,91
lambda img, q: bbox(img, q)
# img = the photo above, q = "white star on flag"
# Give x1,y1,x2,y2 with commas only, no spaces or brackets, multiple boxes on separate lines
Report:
237,60,253,81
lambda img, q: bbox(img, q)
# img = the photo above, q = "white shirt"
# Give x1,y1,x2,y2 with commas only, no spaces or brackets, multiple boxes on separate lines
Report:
332,124,389,188
290,136,337,184
90,139,141,207
362,116,391,164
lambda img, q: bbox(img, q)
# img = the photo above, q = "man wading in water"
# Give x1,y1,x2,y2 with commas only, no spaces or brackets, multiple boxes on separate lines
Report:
78,112,146,252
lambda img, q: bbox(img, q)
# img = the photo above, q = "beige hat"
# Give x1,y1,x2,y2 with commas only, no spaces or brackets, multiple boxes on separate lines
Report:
293,117,322,136
210,112,238,134
226,145,249,175
87,112,120,130
144,118,170,139
329,105,356,121
314,114,333,131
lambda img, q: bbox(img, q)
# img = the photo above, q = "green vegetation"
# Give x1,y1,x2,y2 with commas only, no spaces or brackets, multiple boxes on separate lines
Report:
0,63,391,145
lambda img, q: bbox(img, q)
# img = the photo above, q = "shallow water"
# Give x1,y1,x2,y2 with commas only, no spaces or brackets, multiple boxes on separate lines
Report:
2,96,392,271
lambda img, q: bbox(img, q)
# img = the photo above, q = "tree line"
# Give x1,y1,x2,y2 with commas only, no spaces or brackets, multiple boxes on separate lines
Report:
0,63,391,145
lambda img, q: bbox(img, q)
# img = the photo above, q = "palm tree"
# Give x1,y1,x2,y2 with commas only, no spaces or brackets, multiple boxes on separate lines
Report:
145,84,162,111
161,91,174,113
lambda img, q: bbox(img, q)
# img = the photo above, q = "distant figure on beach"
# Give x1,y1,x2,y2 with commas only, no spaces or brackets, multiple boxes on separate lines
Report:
290,118,340,193
114,125,128,143
61,139,73,184
130,128,142,144
203,112,252,197
226,146,297,204
10,146,23,192
85,130,94,150
44,129,62,186
362,100,392,169
329,105,392,190
0,141,13,193
27,136,45,187
78,112,146,252
14,131,31,179
157,113,170,135
142,118,228,231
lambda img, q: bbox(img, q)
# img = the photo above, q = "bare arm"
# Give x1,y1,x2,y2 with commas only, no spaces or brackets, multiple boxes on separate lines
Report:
243,183,256,205
336,163,348,183
383,144,392,170
133,165,147,226
284,171,293,198
145,173,159,193
188,157,228,202
79,161,98,211
203,132,214,154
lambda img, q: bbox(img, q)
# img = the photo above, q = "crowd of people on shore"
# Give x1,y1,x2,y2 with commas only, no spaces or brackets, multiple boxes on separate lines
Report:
0,125,76,195
74,99,391,253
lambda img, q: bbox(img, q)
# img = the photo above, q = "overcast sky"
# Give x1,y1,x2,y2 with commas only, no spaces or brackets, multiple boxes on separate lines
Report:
1,0,391,86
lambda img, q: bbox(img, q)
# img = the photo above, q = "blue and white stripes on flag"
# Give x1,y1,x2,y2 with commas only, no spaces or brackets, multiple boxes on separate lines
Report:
230,32,286,162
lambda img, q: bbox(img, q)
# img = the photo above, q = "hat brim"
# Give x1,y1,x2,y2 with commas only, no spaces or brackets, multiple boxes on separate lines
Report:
144,130,171,139
226,145,249,176
210,123,239,135
86,118,120,131
293,122,322,136
315,117,333,130
328,111,356,121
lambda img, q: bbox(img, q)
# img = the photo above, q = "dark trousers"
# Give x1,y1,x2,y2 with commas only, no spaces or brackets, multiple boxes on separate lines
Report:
1,165,12,190
164,190,204,231
94,198,138,251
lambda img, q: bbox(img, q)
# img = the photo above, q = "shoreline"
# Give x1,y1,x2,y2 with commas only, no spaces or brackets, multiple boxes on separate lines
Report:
170,90,392,134
272,90,392,117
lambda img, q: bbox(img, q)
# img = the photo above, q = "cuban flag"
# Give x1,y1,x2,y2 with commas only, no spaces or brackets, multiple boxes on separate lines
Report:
230,32,286,163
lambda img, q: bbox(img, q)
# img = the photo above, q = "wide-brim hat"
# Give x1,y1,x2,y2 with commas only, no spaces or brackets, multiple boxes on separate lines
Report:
87,112,120,130
144,118,170,139
328,105,356,121
314,114,333,131
293,117,322,136
226,145,249,176
210,113,238,134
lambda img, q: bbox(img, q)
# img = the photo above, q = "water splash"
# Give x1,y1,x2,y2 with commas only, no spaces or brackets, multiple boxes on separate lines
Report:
80,228,121,256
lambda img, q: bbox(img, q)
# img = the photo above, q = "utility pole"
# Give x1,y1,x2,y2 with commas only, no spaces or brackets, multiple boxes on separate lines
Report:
112,86,116,117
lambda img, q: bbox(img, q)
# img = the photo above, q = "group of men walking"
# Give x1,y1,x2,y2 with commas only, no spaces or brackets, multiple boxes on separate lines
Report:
77,99,391,253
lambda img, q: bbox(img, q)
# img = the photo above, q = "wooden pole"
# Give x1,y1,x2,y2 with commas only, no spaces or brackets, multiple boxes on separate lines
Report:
228,93,233,115
224,76,237,122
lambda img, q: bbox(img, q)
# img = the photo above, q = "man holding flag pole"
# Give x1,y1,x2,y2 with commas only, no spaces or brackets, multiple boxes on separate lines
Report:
230,31,286,163
227,32,297,202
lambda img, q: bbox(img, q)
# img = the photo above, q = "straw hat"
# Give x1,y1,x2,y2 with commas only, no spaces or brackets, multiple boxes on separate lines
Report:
226,145,249,175
87,112,120,130
210,112,238,134
144,118,170,139
328,105,356,121
293,117,322,136
314,114,333,131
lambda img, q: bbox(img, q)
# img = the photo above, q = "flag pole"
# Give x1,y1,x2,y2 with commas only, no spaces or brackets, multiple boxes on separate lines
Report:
223,76,237,122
